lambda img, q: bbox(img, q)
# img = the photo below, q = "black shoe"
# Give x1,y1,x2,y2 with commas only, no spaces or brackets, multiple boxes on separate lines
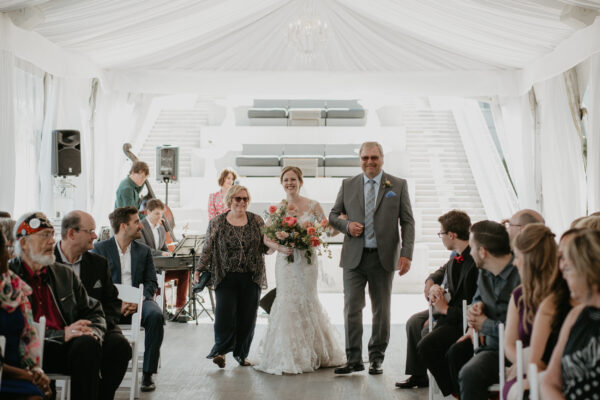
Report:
334,363,365,374
141,373,156,392
395,375,429,388
234,356,252,366
369,360,383,375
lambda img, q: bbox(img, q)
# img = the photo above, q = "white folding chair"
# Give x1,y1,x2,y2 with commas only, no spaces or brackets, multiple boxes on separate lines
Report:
427,305,439,400
462,300,468,334
115,283,144,400
515,340,524,400
155,272,165,313
0,335,5,386
34,316,70,400
528,363,540,400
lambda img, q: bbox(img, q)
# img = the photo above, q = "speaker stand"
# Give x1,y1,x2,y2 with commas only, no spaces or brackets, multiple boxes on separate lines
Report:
162,176,171,206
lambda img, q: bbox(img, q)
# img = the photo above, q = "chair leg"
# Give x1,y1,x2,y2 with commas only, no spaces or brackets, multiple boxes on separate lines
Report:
131,342,139,400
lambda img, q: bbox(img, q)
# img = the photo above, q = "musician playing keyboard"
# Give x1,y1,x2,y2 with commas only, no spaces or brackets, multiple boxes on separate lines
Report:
137,199,190,322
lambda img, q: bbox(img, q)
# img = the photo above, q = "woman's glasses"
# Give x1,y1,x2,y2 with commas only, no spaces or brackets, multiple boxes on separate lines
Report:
360,156,380,161
233,196,249,203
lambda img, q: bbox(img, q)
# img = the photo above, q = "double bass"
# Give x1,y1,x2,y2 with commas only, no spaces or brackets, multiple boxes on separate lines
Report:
122,143,178,252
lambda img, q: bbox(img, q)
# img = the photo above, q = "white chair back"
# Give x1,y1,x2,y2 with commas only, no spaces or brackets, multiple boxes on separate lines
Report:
0,335,5,386
33,316,46,364
528,363,540,400
32,317,70,400
516,340,524,400
498,322,505,400
155,272,165,313
462,299,468,333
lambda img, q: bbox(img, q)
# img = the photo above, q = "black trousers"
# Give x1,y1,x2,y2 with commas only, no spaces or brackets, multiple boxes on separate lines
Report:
208,272,260,359
43,335,101,400
447,339,499,400
99,328,132,400
120,299,164,374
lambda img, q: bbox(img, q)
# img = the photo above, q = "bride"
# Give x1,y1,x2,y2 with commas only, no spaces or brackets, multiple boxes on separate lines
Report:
253,166,346,375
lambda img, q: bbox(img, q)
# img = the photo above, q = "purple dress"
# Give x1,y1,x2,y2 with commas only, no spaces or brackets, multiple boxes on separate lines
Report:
502,286,533,399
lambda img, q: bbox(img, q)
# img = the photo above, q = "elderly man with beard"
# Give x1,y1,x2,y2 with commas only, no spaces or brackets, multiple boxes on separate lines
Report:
9,211,106,400
93,206,163,392
55,210,132,400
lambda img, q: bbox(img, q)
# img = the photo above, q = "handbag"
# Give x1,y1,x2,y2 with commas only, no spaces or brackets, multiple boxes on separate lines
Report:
192,271,211,294
259,288,277,314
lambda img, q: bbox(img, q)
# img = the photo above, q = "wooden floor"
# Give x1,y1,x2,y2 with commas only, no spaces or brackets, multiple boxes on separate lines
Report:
118,320,429,400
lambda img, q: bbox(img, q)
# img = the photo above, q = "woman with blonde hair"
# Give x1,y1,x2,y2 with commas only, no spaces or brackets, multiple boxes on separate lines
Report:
542,229,600,399
196,185,268,368
503,223,557,399
208,168,237,220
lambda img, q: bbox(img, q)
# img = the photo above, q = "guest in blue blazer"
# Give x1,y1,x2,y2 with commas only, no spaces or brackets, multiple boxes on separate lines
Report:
93,206,164,392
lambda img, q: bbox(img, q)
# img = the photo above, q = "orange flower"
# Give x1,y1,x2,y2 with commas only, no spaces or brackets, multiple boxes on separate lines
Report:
307,227,316,236
310,236,321,247
268,205,278,214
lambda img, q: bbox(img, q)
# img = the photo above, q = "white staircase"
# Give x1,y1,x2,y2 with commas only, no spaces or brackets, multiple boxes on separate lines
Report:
139,102,210,208
402,99,487,272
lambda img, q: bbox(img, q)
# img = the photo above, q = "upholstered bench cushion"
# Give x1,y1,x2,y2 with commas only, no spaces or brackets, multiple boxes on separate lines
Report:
324,155,360,167
326,108,366,118
236,156,281,167
247,108,288,118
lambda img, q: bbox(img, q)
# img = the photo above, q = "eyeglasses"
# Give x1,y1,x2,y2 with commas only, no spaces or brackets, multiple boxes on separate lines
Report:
233,196,249,203
361,156,380,161
33,230,55,240
76,227,96,235
437,231,448,238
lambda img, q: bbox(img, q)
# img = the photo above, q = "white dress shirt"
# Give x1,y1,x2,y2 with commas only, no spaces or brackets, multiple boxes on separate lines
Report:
151,220,161,251
115,237,133,285
56,240,82,276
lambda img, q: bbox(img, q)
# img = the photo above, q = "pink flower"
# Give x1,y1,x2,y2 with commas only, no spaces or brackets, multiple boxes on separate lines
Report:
282,216,297,227
268,205,277,214
320,218,328,227
275,231,289,240
307,227,316,236
310,236,321,247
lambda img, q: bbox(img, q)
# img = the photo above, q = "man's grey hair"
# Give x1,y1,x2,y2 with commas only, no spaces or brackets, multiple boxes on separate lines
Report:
13,236,24,257
61,211,82,239
359,141,384,157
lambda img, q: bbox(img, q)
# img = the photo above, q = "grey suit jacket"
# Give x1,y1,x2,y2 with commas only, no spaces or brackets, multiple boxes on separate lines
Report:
329,171,415,271
137,218,167,256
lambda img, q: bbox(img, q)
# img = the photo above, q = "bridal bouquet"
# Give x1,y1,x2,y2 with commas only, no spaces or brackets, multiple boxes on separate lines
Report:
262,200,332,264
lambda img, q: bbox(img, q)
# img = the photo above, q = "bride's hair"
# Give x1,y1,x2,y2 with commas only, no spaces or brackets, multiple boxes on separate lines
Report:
280,166,303,184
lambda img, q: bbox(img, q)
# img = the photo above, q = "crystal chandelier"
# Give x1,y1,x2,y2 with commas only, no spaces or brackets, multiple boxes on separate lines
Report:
287,1,329,60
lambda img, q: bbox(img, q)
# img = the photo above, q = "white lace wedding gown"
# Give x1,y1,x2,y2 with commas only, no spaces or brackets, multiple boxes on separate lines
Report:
253,206,346,375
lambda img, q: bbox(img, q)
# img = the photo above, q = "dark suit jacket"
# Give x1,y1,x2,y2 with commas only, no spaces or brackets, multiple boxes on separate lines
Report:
137,217,167,256
427,245,479,326
92,237,158,300
54,245,123,329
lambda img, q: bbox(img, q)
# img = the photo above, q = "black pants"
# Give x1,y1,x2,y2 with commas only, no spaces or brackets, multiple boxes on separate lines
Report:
43,335,101,400
447,339,499,400
120,299,164,374
99,328,132,400
208,272,260,359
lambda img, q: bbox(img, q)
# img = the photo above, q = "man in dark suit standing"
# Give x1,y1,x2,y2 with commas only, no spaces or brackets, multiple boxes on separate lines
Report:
137,198,189,320
55,210,132,400
396,210,478,394
93,206,164,392
329,141,415,375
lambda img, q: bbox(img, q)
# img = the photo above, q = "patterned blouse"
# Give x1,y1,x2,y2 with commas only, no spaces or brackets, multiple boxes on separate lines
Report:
208,190,229,220
196,211,268,289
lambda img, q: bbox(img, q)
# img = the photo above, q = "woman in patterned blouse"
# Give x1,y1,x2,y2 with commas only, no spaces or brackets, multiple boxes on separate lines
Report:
195,185,268,368
542,228,600,400
208,168,237,220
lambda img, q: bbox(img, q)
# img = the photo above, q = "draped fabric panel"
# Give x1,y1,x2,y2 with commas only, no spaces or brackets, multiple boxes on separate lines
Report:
0,50,16,214
535,74,587,234
586,53,600,213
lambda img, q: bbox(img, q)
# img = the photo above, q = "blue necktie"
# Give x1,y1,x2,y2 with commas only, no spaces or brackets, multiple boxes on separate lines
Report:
365,179,376,242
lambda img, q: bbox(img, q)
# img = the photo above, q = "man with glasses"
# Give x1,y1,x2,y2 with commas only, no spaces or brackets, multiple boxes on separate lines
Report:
502,209,544,244
397,210,479,394
93,206,163,392
330,141,415,375
9,211,106,399
54,210,132,400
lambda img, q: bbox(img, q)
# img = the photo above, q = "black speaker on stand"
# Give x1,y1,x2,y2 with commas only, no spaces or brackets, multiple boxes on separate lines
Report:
156,145,179,206
51,130,81,177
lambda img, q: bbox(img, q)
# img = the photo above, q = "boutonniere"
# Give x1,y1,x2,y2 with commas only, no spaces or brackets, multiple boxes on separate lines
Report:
383,179,392,189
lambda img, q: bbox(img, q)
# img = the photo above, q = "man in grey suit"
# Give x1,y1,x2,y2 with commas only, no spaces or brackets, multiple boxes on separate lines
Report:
329,141,415,375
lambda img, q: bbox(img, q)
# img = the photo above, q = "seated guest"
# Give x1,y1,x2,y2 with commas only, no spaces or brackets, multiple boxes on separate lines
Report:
93,206,163,392
503,209,545,244
503,223,557,399
574,215,600,230
542,229,600,399
208,168,237,220
9,212,105,399
137,199,190,321
115,161,149,215
396,210,478,394
0,217,16,258
446,220,521,400
55,210,132,400
0,231,51,400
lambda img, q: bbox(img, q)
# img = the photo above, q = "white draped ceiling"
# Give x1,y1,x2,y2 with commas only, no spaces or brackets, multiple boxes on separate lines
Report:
1,0,600,75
